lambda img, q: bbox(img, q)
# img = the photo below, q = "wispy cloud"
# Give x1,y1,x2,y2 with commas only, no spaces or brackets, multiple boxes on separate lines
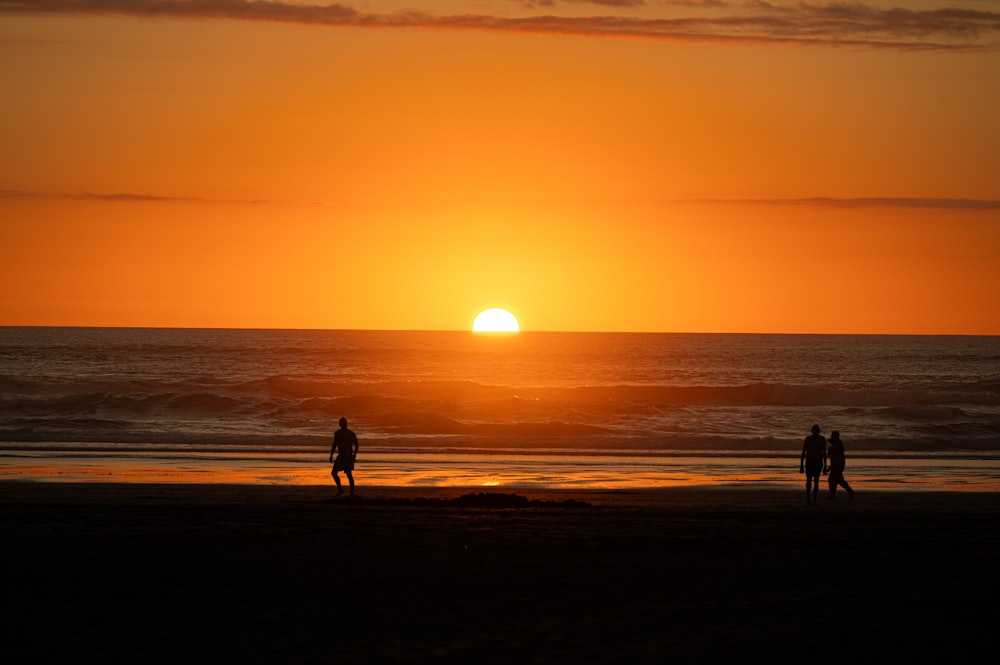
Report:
518,0,652,7
0,190,326,206
688,197,1000,209
2,0,999,50
6,191,998,211
1,190,198,203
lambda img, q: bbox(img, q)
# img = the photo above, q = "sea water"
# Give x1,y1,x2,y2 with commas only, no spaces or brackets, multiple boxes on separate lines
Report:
1,327,998,490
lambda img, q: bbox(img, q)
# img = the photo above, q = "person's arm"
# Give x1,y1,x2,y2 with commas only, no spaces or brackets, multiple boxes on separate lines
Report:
353,433,359,460
329,437,336,463
800,440,806,473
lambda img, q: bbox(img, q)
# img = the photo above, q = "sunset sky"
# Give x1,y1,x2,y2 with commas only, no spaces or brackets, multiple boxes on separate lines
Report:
2,0,999,334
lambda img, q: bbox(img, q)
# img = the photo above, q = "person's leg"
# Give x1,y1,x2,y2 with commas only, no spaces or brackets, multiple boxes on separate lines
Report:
345,470,355,495
332,469,343,494
807,473,820,504
829,469,844,499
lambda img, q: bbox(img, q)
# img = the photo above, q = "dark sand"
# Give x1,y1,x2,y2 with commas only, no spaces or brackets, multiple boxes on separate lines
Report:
3,482,999,663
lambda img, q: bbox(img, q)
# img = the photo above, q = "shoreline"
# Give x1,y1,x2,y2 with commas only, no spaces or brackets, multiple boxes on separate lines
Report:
6,478,1000,503
6,445,1000,491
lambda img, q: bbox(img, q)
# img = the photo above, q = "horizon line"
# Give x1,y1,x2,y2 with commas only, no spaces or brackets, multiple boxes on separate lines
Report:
1,324,997,337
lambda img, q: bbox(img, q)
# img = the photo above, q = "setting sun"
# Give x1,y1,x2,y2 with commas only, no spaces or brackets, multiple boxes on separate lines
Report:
473,308,520,333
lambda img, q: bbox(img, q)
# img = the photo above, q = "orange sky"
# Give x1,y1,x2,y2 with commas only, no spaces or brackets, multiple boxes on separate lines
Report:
2,2,999,334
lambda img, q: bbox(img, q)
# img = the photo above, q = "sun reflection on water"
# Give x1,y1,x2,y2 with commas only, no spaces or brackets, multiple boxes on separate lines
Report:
2,448,999,492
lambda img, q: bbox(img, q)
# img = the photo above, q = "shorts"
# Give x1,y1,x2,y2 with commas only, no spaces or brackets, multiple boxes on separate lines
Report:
805,460,824,477
333,454,355,473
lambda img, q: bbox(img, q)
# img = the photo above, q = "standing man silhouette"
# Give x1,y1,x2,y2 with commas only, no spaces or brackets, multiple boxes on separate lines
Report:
330,417,359,496
800,424,827,505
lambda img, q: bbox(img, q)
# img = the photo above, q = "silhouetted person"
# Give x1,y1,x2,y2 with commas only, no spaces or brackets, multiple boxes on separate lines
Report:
800,424,827,505
330,417,359,496
826,430,855,500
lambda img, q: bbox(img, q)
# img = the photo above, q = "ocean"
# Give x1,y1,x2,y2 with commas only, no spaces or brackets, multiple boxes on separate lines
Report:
2,327,999,490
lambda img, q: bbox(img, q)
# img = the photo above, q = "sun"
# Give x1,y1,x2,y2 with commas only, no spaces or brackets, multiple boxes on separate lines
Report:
473,308,520,333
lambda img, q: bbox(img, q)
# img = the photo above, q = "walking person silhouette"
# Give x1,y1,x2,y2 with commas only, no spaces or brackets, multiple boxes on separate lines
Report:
826,430,855,500
800,424,827,505
330,417,359,496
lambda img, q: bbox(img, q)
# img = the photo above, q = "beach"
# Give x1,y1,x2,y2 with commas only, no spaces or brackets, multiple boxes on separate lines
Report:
4,482,999,663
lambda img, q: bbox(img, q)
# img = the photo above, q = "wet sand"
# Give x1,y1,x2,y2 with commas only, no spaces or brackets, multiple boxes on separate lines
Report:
3,482,999,663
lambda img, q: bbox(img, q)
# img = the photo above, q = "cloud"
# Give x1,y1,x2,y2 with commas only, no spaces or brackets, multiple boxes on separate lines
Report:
2,0,999,50
0,190,327,206
520,0,651,7
1,190,196,202
6,191,997,211
689,197,1000,209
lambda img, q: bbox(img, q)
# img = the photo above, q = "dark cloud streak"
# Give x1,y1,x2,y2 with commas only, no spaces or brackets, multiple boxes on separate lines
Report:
689,197,1000,210
0,190,315,205
2,0,998,50
1,190,198,202
6,191,998,211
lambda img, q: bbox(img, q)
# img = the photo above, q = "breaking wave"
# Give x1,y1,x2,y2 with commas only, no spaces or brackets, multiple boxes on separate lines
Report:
2,375,997,451
2,329,997,452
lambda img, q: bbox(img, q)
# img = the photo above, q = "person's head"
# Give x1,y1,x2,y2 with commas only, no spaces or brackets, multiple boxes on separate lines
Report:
339,417,348,429
811,424,821,435
831,430,840,440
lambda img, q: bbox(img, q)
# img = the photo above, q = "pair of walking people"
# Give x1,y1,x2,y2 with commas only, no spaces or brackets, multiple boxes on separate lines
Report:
800,424,855,504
